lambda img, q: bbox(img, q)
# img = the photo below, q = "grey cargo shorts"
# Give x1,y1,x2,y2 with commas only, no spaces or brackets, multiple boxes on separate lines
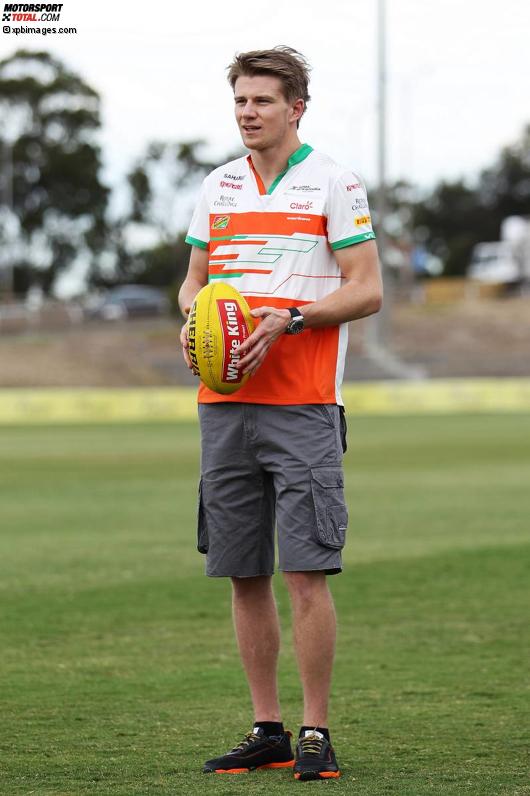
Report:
197,403,348,578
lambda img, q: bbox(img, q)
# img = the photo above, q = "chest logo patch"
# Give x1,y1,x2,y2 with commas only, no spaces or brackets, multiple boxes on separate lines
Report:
212,215,230,230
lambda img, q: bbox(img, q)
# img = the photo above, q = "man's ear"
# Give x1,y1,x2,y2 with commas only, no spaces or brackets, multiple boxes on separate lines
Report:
290,98,305,123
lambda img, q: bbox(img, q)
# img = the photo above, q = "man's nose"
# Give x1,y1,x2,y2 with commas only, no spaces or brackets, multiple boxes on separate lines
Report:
241,101,257,117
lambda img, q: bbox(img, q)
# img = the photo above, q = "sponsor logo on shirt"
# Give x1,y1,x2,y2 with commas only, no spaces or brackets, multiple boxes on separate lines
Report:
220,180,243,190
223,173,245,181
346,183,361,191
355,215,371,226
288,184,321,192
290,201,313,211
212,215,230,230
352,198,368,210
214,195,238,208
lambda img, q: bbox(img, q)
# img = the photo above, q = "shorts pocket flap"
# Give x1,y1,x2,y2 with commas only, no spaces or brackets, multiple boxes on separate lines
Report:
311,466,344,489
310,466,348,550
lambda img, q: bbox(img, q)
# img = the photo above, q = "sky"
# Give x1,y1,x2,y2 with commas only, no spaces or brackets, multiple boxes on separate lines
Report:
1,0,529,200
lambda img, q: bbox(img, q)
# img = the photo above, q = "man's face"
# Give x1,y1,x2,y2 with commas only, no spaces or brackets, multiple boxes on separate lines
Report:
234,74,300,152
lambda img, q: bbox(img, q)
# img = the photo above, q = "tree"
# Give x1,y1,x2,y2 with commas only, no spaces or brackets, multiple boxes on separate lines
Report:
94,234,190,294
412,179,491,277
411,125,530,277
0,49,109,295
124,139,240,239
96,139,242,290
478,124,530,219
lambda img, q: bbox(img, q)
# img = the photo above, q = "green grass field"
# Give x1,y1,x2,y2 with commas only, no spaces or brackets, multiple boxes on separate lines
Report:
1,414,529,795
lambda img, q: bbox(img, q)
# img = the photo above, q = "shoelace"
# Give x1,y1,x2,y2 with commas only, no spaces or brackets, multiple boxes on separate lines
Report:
299,733,324,756
231,731,261,752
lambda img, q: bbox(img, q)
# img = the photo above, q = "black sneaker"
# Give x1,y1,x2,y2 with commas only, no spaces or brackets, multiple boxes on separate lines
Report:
293,730,341,780
202,726,294,774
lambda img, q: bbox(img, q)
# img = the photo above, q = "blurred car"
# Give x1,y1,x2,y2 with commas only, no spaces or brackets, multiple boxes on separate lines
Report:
468,216,530,285
85,285,170,321
468,242,519,284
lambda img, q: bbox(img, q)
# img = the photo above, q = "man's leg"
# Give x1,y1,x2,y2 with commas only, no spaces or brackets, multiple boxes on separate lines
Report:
283,571,336,727
202,574,293,773
232,575,282,722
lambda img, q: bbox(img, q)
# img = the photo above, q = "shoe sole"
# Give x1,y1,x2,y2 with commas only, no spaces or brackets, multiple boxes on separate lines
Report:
206,760,295,774
294,770,341,780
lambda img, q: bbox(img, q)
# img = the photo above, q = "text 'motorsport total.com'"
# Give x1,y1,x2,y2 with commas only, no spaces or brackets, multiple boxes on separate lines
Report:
2,3,77,36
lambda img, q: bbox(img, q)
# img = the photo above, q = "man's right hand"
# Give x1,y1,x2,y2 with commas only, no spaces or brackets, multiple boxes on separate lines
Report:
180,321,198,374
177,245,210,375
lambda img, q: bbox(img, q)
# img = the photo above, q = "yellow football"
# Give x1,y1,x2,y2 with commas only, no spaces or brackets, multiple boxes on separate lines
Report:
187,282,255,395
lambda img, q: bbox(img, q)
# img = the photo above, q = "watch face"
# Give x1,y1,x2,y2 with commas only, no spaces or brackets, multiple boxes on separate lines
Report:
286,318,304,334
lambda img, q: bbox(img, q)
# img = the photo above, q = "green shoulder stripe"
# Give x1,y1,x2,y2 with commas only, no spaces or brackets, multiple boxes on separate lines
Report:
331,231,376,251
185,235,208,250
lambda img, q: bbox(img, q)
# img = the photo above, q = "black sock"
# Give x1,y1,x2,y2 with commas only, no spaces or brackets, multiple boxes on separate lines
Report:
299,725,330,742
254,721,284,736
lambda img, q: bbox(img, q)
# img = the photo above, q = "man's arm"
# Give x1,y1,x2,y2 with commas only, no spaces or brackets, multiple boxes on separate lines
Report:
178,246,209,370
236,240,382,376
298,240,382,327
178,245,209,317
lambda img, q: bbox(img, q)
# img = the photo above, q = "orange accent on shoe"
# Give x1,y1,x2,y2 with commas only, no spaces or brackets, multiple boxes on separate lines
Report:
214,768,250,774
257,760,295,769
293,770,341,780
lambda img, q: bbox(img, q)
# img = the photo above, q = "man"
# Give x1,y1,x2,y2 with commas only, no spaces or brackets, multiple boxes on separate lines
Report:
179,46,382,781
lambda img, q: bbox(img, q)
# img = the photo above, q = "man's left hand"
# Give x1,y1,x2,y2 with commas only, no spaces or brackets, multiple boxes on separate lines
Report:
236,306,292,376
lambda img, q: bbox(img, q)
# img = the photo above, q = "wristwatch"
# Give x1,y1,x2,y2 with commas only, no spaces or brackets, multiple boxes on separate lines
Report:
285,307,304,335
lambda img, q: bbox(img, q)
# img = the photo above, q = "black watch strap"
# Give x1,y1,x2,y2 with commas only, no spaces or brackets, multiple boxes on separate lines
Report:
285,307,304,335
287,307,303,320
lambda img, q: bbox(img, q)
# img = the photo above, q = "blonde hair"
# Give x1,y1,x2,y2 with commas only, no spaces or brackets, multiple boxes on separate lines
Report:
227,46,311,123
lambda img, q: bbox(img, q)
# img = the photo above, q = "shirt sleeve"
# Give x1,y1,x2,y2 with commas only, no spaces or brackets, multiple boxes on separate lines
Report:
326,171,376,251
185,179,210,250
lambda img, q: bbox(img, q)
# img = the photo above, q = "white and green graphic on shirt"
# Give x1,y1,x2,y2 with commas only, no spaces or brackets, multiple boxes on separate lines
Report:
208,234,318,280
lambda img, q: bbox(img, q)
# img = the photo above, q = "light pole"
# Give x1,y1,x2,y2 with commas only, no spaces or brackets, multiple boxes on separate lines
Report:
364,0,425,379
365,0,389,352
376,0,389,344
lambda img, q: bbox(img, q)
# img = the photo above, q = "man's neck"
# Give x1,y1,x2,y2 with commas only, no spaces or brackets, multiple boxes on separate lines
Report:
249,135,303,190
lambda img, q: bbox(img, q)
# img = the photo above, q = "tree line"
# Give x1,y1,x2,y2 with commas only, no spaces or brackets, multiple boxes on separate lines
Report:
0,49,529,298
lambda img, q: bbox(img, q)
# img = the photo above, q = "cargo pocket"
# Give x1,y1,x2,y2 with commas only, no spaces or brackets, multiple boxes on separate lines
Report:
197,478,209,554
310,466,348,550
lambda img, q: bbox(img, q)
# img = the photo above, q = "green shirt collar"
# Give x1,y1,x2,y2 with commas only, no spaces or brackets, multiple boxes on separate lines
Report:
247,144,313,195
287,142,313,167
267,143,313,194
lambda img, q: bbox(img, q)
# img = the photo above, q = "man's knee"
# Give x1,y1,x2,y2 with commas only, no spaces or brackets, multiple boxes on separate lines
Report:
231,574,273,599
282,571,328,604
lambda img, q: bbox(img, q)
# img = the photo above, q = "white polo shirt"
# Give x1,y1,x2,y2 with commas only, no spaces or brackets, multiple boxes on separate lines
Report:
186,144,376,405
